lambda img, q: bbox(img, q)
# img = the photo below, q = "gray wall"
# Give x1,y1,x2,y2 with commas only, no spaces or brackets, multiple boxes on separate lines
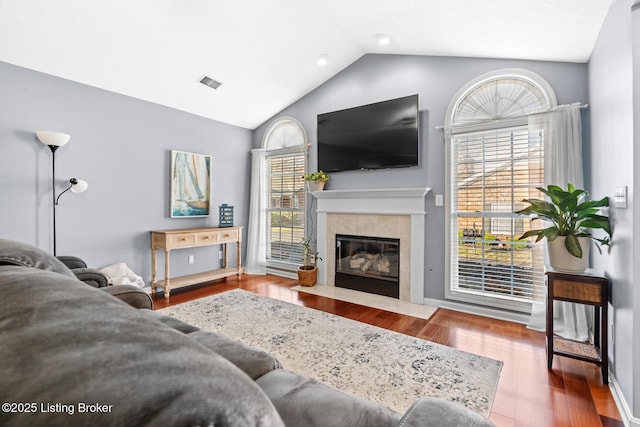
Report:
589,0,639,418
253,54,589,301
0,61,252,283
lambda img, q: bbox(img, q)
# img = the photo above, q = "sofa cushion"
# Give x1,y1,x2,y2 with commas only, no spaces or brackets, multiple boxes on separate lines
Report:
398,397,495,427
0,238,75,278
0,266,284,427
142,309,200,333
257,369,401,427
188,329,282,380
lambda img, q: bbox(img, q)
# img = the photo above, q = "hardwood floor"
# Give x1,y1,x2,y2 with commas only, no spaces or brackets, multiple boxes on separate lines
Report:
152,274,623,427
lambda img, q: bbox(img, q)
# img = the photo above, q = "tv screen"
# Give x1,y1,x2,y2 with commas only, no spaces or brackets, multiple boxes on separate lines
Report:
317,94,419,173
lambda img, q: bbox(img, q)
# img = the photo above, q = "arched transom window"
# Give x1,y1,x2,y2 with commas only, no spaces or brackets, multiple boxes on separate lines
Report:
445,69,557,312
262,118,307,270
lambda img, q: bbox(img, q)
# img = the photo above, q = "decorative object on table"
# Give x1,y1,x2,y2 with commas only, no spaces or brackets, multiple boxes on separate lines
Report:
37,131,89,256
516,184,611,273
218,204,234,227
302,170,330,192
170,150,212,218
297,236,321,286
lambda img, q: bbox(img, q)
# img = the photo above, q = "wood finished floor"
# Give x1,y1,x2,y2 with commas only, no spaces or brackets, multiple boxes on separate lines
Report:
152,274,623,427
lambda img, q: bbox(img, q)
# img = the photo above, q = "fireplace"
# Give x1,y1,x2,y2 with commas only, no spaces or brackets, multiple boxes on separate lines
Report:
335,234,400,298
312,188,430,303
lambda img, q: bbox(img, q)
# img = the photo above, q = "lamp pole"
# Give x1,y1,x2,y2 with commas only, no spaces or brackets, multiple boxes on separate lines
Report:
48,145,60,256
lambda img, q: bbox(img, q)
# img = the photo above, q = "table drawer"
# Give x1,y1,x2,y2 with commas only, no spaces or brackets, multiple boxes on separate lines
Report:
552,279,602,304
168,233,197,248
217,228,239,243
196,232,219,246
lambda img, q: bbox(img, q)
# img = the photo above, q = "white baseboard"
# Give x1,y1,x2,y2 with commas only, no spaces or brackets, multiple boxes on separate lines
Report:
266,267,298,280
609,374,639,427
423,297,531,324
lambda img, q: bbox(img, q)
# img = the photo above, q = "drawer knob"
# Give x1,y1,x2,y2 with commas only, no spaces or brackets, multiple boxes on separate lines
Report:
203,236,210,239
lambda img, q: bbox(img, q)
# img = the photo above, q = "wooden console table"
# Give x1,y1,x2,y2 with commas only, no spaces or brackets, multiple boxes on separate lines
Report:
546,270,609,383
150,226,243,299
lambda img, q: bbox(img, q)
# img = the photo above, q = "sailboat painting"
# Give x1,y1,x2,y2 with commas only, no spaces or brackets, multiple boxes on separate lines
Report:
170,150,212,218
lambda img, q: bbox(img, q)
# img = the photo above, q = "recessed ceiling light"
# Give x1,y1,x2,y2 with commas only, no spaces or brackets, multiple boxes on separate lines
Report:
316,54,329,67
376,33,391,46
199,75,222,89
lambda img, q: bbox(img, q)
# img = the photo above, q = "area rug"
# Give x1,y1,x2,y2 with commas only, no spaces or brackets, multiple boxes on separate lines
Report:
158,289,502,416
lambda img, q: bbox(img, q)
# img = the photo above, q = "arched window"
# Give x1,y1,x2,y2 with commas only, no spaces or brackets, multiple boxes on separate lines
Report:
445,69,556,312
262,118,308,271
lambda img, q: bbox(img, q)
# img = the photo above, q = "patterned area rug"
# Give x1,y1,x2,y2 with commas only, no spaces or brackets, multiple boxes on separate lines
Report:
159,289,502,416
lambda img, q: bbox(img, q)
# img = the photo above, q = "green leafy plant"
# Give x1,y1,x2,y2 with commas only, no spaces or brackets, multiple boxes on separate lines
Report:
515,184,611,258
300,236,322,268
302,170,331,183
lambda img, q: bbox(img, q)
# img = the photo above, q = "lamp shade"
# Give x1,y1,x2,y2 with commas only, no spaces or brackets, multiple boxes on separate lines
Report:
37,131,70,147
69,178,88,193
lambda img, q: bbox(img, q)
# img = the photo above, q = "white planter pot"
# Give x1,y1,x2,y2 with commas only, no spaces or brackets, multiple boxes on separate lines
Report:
306,181,325,192
547,236,590,273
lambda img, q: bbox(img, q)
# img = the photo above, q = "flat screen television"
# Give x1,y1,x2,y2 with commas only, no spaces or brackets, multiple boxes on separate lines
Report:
317,94,419,173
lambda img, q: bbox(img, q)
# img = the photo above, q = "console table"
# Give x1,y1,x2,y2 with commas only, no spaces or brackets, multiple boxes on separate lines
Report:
150,226,243,299
546,270,609,383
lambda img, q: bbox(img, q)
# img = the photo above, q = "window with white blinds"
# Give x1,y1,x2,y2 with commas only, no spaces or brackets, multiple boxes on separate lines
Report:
448,126,546,311
266,152,306,267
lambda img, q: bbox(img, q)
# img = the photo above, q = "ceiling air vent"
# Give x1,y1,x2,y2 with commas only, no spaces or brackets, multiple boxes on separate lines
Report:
199,75,222,89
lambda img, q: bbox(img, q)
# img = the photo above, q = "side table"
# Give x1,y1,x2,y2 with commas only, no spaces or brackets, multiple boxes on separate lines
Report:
546,270,609,383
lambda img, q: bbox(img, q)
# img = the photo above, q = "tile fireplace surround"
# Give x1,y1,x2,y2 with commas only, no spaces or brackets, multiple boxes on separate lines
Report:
312,188,430,304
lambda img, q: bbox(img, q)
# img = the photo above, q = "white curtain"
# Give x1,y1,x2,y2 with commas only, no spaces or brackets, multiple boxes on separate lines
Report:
245,149,267,274
527,105,590,341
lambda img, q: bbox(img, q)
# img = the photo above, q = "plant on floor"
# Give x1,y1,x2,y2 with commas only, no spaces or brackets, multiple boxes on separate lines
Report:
298,236,322,287
515,184,612,258
300,236,322,268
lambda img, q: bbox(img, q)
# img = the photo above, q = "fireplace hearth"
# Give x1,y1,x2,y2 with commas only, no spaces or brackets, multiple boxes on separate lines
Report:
335,234,400,298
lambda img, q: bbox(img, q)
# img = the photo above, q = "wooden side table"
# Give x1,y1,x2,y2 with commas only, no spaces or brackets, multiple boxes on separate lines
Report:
546,270,609,383
150,226,243,299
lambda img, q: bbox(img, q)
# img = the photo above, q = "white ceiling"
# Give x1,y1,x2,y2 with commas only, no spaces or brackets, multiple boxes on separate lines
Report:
0,0,613,130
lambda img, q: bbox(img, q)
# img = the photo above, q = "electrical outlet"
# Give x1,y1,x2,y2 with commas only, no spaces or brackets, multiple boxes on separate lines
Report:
218,251,223,260
188,255,195,265
435,194,444,207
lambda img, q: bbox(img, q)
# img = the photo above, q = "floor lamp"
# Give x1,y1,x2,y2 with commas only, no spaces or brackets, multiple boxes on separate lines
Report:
37,131,89,256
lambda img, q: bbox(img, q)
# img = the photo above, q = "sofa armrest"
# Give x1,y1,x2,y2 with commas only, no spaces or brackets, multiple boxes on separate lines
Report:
398,397,495,427
71,267,109,288
100,285,153,310
56,255,88,270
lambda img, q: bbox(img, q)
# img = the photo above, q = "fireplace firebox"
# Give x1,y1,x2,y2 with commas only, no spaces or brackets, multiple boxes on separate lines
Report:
335,234,400,298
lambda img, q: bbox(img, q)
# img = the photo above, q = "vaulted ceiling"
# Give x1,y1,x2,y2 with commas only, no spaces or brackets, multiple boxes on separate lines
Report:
0,0,614,129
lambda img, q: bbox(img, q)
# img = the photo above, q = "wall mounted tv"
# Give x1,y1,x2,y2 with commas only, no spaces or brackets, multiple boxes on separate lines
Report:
317,94,419,173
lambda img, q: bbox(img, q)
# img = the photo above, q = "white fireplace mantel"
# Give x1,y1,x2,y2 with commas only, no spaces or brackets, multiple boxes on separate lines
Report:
312,188,431,215
312,187,431,304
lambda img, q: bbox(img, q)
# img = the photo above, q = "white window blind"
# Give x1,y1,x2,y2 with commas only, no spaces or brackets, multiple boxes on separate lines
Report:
449,126,546,311
266,152,306,267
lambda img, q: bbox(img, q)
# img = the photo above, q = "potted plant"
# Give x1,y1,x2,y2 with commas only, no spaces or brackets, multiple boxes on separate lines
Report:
516,184,612,273
302,170,330,192
297,236,322,286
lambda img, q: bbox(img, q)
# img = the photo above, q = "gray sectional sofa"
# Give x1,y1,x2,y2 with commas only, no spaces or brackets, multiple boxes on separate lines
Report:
0,239,494,427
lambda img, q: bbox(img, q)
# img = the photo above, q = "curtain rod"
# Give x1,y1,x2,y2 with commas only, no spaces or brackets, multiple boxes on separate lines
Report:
435,103,589,131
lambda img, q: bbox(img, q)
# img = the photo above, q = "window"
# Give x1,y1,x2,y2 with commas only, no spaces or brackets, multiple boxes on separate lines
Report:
266,152,305,266
262,118,307,271
445,69,556,312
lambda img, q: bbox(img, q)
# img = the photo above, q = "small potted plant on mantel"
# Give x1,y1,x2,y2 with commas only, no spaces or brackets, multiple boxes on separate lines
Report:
302,170,330,192
516,184,612,273
297,236,322,286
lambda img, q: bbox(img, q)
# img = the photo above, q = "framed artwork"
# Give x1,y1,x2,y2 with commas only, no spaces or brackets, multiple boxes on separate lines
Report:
170,150,212,218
